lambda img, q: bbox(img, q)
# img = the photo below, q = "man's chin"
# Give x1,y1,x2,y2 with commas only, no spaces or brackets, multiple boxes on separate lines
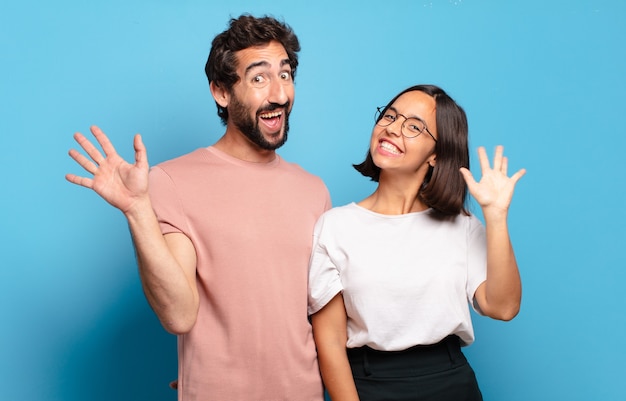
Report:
261,127,287,145
264,132,288,150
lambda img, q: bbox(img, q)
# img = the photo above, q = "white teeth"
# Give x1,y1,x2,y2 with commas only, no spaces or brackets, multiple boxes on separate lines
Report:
380,141,401,154
260,111,282,119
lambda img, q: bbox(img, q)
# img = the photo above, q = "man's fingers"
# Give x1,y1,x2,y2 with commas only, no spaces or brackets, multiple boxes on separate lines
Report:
89,126,116,156
65,173,94,189
68,148,99,175
133,134,148,166
74,131,106,165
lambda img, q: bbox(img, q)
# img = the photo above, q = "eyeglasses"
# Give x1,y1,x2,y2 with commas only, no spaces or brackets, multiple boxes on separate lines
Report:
375,107,437,142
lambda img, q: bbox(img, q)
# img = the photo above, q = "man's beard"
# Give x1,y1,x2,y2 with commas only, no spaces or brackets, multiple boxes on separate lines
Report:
229,93,290,151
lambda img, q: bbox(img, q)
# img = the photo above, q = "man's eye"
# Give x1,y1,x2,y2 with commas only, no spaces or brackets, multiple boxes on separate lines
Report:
383,114,396,122
280,72,292,81
253,75,266,84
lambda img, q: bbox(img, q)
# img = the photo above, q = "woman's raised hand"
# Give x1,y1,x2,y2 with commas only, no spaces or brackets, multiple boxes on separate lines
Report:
459,146,526,217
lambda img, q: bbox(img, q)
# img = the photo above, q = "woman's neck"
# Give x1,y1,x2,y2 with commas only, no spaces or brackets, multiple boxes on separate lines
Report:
358,179,428,215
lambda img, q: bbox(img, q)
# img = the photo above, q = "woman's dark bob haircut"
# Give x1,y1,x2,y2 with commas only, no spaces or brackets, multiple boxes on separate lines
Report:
353,84,470,216
205,14,300,125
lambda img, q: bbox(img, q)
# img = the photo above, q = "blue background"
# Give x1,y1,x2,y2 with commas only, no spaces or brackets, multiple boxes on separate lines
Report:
2,1,625,400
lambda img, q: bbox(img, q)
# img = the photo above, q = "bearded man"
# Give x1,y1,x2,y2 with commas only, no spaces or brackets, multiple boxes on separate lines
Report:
67,15,330,401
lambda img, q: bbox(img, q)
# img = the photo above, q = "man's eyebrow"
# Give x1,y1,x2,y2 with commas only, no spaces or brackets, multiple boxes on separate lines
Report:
244,59,292,75
245,60,270,75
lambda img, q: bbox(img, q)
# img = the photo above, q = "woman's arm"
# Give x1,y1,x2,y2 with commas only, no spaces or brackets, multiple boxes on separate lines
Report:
460,145,526,321
473,209,522,321
311,293,360,401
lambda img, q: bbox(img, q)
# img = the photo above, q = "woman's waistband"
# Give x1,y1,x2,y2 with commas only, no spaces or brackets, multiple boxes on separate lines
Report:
346,335,465,375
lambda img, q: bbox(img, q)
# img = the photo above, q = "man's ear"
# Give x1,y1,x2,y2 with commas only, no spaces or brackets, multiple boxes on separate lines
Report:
210,82,229,108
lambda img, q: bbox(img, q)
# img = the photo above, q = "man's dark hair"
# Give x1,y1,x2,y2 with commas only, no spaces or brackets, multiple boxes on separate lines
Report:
205,15,300,124
353,84,470,216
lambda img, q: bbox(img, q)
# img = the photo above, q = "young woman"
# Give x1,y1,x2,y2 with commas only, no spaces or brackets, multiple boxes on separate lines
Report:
308,84,526,401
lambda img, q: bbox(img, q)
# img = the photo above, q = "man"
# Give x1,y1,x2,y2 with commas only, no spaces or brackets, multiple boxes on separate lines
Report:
66,15,329,401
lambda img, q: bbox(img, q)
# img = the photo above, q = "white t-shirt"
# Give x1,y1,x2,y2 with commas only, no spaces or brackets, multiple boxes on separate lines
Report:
308,203,487,350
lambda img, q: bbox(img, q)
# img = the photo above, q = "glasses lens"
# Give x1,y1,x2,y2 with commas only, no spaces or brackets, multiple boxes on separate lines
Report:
376,108,396,126
403,118,426,137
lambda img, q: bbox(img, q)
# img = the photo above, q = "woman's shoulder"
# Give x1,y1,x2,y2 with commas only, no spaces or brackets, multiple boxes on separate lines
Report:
320,202,360,219
314,203,365,230
425,210,485,231
444,212,485,236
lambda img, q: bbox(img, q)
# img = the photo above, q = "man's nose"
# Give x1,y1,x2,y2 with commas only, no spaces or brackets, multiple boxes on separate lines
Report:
267,79,289,105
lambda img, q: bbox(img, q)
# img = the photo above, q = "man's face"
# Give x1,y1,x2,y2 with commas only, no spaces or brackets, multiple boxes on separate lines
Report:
228,41,295,150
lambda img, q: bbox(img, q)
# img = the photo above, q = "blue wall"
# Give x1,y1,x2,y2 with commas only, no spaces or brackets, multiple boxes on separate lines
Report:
2,1,625,400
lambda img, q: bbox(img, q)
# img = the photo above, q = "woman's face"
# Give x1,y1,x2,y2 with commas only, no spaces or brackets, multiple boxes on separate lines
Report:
370,90,438,179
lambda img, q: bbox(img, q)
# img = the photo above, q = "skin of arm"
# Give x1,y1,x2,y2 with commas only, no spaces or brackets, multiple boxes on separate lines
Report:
311,293,360,401
460,145,526,321
67,126,199,334
127,203,199,334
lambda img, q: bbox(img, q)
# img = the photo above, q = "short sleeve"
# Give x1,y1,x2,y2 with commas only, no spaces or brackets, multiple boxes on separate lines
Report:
307,214,343,315
148,166,188,235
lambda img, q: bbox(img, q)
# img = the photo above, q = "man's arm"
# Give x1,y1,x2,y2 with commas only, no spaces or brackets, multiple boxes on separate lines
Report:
127,200,199,334
67,126,199,334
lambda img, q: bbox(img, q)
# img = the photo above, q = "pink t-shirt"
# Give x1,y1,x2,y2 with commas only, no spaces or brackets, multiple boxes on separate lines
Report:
148,147,330,401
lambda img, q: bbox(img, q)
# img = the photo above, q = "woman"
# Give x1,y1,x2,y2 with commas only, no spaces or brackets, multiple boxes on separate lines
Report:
308,84,525,401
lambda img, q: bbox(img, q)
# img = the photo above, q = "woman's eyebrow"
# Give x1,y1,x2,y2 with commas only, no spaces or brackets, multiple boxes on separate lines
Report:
394,107,426,122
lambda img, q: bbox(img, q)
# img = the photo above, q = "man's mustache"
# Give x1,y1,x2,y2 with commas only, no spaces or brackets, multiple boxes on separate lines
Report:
258,101,291,114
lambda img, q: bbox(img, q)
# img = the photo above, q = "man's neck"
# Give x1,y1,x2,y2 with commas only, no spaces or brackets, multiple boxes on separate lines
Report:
212,134,277,163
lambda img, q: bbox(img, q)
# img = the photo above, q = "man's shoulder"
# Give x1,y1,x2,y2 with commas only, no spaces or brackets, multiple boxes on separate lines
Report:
154,148,208,169
277,156,322,180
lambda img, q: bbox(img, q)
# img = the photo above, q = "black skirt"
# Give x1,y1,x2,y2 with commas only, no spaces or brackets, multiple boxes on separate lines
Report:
346,336,483,401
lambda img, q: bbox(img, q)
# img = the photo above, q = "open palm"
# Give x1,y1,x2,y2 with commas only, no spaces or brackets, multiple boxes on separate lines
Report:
66,125,150,214
459,146,526,215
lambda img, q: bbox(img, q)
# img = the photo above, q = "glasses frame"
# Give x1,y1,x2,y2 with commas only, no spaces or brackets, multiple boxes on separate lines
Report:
375,107,437,142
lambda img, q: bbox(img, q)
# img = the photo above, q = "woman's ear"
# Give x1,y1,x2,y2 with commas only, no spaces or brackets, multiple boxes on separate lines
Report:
427,155,437,167
210,82,229,108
